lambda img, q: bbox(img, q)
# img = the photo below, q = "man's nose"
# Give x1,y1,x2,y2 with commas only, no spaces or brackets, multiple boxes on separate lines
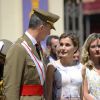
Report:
48,31,50,35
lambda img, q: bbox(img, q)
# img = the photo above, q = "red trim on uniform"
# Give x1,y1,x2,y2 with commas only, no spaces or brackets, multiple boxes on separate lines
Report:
23,42,45,81
20,84,43,96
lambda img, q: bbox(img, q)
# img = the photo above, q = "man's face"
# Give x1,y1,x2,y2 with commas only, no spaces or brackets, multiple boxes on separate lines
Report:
73,50,80,62
39,24,52,41
51,38,59,54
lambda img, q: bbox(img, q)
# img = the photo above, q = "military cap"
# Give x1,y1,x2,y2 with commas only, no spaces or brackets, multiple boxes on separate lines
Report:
32,9,60,30
0,39,13,56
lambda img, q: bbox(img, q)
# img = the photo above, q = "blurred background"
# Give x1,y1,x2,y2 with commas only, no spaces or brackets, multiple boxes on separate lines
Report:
0,0,100,45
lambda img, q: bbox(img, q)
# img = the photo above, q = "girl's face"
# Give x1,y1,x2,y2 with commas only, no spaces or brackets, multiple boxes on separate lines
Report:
59,37,76,58
89,38,100,58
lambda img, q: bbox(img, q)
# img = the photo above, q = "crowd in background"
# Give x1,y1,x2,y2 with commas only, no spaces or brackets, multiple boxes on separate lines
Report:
0,33,100,100
0,8,100,100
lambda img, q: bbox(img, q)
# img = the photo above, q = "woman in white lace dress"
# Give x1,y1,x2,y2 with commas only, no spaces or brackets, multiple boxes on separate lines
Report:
81,33,100,100
46,33,83,100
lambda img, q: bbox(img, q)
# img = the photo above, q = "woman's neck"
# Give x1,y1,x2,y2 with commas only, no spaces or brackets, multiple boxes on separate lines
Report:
60,57,75,67
92,58,100,67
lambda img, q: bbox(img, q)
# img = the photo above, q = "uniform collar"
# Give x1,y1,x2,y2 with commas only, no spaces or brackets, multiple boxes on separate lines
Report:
25,31,37,45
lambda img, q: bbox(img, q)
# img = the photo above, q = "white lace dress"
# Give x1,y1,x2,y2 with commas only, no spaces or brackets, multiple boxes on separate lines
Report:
49,61,82,100
86,68,100,100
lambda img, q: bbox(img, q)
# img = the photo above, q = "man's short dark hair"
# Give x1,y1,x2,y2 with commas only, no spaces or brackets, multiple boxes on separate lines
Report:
29,14,44,29
46,35,59,46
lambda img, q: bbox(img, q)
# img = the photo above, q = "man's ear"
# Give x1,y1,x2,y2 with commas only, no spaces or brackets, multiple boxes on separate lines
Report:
47,45,51,50
39,25,44,31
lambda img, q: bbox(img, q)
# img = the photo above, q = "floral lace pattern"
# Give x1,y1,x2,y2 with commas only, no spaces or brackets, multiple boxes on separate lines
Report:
86,68,100,100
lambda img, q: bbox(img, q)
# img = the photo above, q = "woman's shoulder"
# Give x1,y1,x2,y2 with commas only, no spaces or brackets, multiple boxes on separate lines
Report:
46,60,60,73
74,62,83,70
47,60,59,67
81,64,92,78
81,65,91,73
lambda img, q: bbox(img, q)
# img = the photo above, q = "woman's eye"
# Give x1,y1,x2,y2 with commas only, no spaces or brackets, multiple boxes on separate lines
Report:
65,44,70,46
60,43,63,46
90,45,96,48
98,45,100,48
90,45,100,48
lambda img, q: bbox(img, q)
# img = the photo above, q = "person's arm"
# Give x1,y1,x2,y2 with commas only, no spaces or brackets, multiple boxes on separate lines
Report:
83,77,94,100
3,44,26,100
81,65,86,100
46,64,55,100
82,66,94,100
80,84,83,100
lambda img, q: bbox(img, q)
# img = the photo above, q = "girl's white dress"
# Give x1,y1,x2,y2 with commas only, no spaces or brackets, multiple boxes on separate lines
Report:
48,61,82,100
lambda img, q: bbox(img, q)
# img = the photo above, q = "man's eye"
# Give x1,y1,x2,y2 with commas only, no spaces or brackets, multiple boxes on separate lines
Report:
52,45,57,48
54,45,57,48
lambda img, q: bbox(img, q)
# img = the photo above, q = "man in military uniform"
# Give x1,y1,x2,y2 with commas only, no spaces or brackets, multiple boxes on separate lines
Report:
0,39,12,99
3,9,59,100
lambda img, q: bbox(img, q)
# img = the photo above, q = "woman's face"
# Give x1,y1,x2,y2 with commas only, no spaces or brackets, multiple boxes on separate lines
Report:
89,38,100,59
59,37,76,58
